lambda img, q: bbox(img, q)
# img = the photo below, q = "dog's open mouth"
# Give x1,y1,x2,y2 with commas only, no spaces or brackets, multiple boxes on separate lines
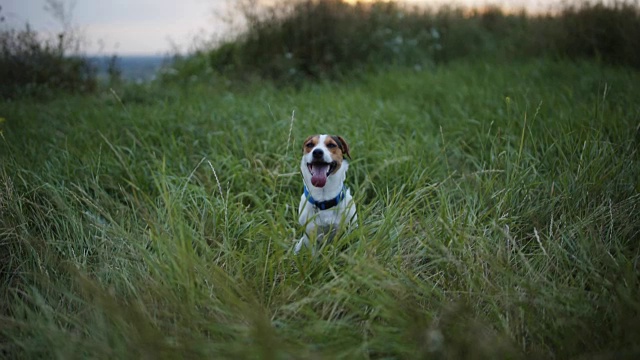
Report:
307,161,337,188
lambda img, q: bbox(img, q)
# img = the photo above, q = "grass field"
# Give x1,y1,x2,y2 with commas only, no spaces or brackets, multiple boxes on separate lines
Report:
1,59,639,358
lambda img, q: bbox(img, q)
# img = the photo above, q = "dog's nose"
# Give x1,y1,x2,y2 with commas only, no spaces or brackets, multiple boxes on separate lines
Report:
312,149,324,159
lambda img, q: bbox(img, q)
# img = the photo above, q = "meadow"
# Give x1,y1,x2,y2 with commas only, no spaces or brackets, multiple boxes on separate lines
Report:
1,57,639,358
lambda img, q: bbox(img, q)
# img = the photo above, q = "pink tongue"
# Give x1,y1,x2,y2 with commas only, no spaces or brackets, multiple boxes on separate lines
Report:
311,164,329,187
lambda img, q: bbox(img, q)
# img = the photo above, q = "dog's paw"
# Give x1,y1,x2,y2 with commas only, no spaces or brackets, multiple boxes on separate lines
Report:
294,236,308,254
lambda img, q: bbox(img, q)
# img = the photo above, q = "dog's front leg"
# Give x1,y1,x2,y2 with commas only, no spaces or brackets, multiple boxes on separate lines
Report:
294,234,310,254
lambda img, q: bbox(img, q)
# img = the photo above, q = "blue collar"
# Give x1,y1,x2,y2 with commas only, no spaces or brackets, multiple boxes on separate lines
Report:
304,185,346,211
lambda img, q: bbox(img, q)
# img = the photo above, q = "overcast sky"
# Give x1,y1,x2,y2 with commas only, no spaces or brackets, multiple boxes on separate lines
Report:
2,0,563,56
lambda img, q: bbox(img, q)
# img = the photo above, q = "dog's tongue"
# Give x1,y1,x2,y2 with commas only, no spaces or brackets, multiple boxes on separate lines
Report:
311,163,330,188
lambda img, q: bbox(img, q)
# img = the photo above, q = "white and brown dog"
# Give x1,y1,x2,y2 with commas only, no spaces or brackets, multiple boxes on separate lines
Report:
295,134,357,254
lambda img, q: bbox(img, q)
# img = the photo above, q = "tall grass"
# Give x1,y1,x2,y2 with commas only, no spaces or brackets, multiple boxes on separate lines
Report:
1,59,639,358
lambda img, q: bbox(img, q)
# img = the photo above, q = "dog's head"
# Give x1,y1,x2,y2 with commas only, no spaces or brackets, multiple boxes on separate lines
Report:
301,134,351,188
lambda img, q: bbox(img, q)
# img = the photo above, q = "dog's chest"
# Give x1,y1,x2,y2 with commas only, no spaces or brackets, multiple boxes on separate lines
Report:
301,206,342,240
300,205,344,229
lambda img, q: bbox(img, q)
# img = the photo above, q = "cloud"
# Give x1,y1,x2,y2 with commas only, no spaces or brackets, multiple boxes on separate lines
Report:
3,0,228,55
84,21,212,55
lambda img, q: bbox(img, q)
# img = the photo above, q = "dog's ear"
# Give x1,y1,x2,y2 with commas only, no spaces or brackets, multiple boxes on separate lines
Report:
336,135,351,159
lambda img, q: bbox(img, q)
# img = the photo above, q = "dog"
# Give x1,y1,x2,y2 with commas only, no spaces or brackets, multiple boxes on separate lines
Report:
294,134,357,254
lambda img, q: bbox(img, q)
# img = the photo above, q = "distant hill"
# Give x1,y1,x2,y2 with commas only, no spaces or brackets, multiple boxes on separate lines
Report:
88,55,169,82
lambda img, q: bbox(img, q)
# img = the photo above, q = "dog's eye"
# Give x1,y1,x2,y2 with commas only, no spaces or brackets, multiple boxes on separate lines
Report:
327,143,337,148
305,143,314,148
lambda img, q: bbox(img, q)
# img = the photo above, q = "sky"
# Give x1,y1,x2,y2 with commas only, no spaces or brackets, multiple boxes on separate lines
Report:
2,0,564,56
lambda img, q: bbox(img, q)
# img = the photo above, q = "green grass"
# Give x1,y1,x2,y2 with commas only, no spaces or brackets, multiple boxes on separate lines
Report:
1,59,639,358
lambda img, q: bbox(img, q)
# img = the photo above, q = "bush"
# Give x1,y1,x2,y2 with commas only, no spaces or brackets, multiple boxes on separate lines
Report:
0,24,97,99
166,0,640,85
555,1,640,68
172,0,445,83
